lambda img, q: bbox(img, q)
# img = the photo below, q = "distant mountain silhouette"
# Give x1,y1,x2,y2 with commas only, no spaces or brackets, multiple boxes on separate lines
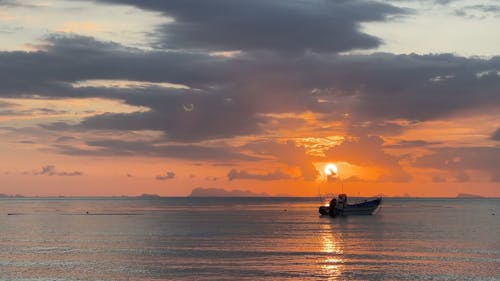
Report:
0,194,25,198
189,187,269,197
456,193,483,198
137,193,161,198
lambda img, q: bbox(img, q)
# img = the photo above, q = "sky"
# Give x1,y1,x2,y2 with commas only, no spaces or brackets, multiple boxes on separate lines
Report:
0,0,499,197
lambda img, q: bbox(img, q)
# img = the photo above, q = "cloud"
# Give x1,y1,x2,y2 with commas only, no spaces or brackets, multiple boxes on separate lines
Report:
0,34,497,144
0,34,225,99
189,187,268,197
335,53,500,122
432,175,447,183
55,136,76,143
40,47,500,143
454,4,500,19
0,0,25,7
325,135,411,182
51,139,259,162
78,99,264,142
156,171,175,180
242,140,319,181
385,140,442,149
347,121,408,137
0,101,16,108
326,135,399,167
414,146,500,182
31,165,83,176
95,0,406,53
0,106,67,118
228,168,292,181
491,128,500,141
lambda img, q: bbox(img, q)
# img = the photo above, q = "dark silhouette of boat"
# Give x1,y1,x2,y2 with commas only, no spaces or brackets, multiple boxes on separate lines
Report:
319,194,382,217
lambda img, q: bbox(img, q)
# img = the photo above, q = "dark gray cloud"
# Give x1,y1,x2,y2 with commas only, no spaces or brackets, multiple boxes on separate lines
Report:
2,36,259,115
385,140,442,149
328,53,500,122
414,146,500,182
346,120,408,137
55,136,76,143
156,171,175,180
95,0,406,53
55,51,500,140
0,0,27,7
454,4,500,19
1,0,46,8
29,165,83,176
78,98,264,142
227,168,292,181
0,35,222,97
0,35,264,141
0,34,498,143
491,128,500,141
381,0,459,5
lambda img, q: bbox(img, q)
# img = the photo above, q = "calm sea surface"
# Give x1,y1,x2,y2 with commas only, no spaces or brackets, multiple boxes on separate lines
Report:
0,197,498,280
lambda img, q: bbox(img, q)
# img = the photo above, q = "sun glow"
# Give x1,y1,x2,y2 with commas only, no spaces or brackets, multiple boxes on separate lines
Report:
324,163,338,176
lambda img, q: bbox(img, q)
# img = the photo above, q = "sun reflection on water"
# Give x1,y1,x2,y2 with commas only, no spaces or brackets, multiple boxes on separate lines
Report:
320,224,345,280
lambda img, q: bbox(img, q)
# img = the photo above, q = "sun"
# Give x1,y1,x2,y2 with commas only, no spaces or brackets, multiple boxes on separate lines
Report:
324,163,338,176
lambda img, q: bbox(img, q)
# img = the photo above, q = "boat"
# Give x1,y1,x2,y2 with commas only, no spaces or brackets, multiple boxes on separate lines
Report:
318,194,382,217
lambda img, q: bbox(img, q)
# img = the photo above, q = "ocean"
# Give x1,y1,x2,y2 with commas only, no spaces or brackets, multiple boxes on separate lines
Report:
0,197,498,280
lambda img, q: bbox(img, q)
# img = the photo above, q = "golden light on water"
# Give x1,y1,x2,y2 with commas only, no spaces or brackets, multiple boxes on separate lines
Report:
324,163,338,176
320,224,344,278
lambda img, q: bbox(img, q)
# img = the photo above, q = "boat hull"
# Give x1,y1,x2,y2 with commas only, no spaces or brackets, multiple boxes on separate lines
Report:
319,197,382,217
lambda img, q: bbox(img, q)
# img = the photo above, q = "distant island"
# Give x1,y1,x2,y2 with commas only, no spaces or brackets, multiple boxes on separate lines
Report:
0,194,25,198
456,193,483,198
189,187,269,197
137,193,161,198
